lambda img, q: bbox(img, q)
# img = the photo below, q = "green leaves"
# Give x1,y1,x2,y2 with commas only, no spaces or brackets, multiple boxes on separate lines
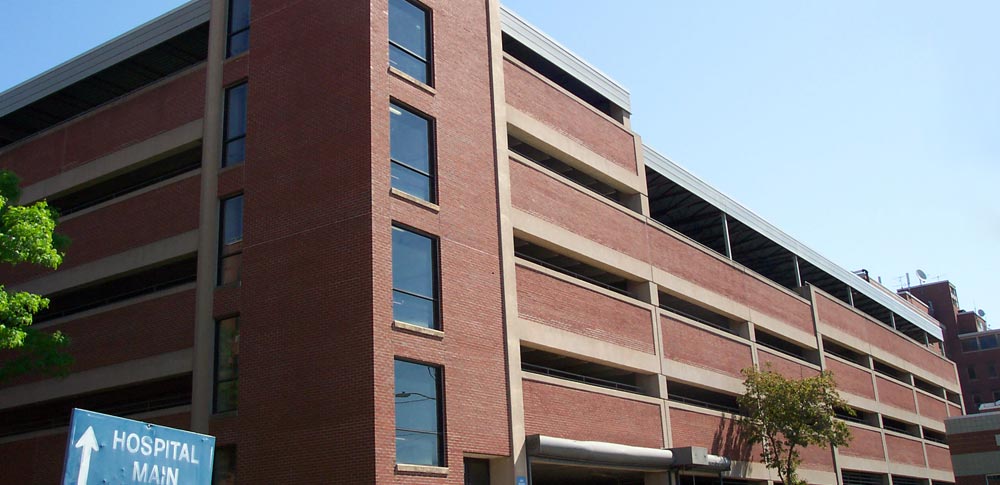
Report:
0,170,70,381
0,196,63,269
737,365,852,485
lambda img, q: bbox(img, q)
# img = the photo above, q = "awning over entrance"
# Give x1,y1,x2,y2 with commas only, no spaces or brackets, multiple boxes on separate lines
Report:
526,435,732,472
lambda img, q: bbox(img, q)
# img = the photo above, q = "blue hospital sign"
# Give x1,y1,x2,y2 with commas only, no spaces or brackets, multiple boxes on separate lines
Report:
62,408,215,485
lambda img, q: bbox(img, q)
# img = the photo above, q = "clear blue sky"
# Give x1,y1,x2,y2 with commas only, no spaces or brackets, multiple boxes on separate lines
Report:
2,1,997,326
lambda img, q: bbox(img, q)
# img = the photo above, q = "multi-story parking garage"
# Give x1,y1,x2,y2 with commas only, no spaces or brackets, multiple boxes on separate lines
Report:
0,1,963,483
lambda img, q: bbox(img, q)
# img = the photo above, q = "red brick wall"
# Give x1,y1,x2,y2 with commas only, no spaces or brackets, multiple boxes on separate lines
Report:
517,264,655,353
523,379,662,448
758,349,820,380
816,294,958,385
503,59,637,174
375,0,510,482
948,429,1000,454
662,316,752,377
668,407,760,462
0,68,205,186
948,402,963,417
876,376,916,414
0,429,66,484
798,441,835,472
826,358,875,400
0,289,194,388
839,425,885,460
957,477,987,485
916,392,948,422
1,175,200,285
648,226,812,333
956,346,1000,414
236,0,378,483
868,323,956,384
924,443,952,471
884,434,926,466
510,158,648,260
743,278,813,335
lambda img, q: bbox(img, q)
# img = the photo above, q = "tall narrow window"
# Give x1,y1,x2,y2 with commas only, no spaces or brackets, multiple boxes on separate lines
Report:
388,0,431,83
218,195,244,285
222,83,248,168
394,359,443,466
968,365,978,380
390,103,434,202
227,0,250,57
392,226,438,329
212,445,237,484
214,317,239,413
464,458,491,485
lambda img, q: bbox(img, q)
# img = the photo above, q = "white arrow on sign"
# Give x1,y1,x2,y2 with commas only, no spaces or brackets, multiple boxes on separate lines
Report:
74,426,99,485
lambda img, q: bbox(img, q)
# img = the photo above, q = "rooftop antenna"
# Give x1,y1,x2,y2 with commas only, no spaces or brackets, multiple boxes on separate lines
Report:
978,309,986,318
916,269,927,284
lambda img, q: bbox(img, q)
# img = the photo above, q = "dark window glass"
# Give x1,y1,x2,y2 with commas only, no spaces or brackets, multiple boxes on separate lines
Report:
980,334,998,349
392,226,438,328
968,365,978,380
962,338,980,352
227,0,250,57
394,359,443,466
223,83,248,167
464,458,490,485
214,317,239,413
390,103,433,201
221,196,244,244
388,0,430,83
989,363,998,379
212,445,237,484
218,195,244,285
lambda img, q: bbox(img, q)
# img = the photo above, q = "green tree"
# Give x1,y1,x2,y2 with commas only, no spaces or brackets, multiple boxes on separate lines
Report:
0,170,70,380
737,365,852,485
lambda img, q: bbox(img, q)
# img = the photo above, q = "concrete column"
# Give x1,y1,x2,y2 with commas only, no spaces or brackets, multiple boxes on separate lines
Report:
792,254,802,288
721,213,732,259
486,0,526,481
190,0,228,433
646,472,671,485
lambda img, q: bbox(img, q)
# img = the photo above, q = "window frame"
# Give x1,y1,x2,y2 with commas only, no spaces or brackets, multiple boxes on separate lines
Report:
222,82,248,168
391,223,441,330
226,0,251,58
218,194,244,286
393,358,445,467
389,100,436,203
388,0,433,85
961,337,979,353
213,316,239,414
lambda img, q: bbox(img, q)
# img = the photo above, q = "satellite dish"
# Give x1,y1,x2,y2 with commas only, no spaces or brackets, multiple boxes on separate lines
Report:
979,309,986,317
916,269,928,281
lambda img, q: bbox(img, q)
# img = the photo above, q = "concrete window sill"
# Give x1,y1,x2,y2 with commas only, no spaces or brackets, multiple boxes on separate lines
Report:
393,320,444,340
395,464,448,476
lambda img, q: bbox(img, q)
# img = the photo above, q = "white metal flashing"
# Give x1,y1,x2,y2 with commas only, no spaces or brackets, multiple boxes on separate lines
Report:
0,0,210,119
499,5,631,113
644,145,944,341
